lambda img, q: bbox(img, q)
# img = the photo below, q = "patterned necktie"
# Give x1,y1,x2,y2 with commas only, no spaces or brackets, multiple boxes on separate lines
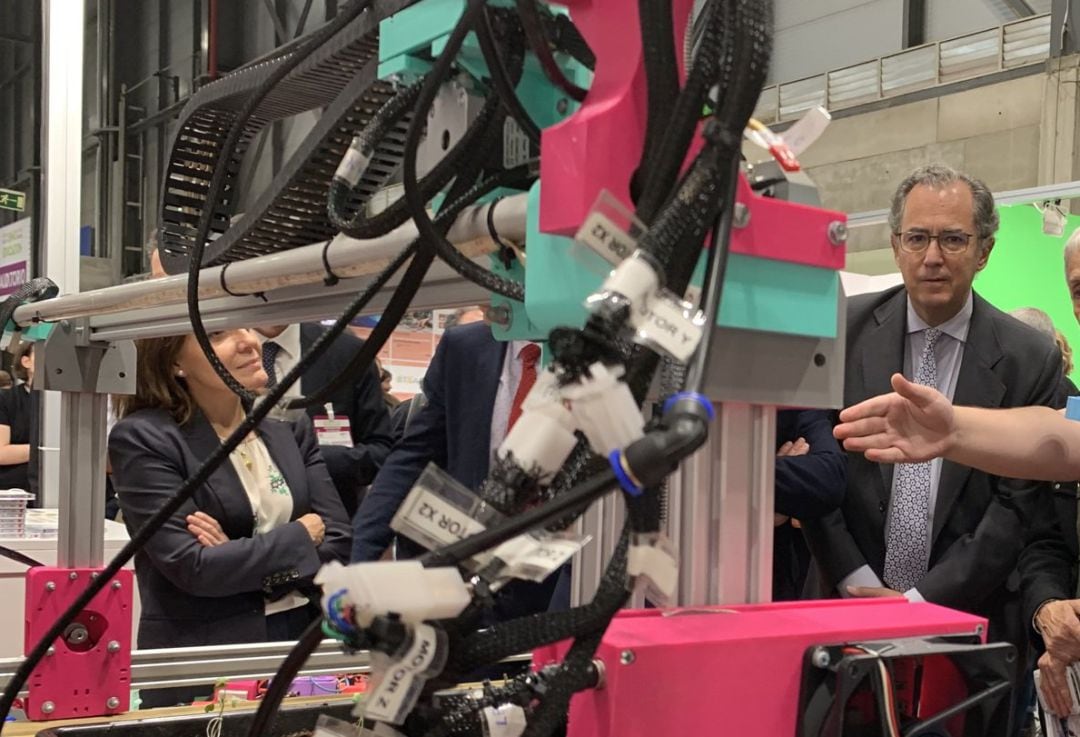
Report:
883,327,941,592
507,344,541,432
262,341,281,388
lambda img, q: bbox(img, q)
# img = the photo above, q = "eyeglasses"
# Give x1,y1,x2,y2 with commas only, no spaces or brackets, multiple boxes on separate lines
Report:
894,230,976,254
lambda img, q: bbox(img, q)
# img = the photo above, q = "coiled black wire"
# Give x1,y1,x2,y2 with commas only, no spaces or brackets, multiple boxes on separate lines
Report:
401,0,528,303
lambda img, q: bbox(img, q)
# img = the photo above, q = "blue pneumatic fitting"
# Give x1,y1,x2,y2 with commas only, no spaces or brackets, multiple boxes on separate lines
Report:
662,391,716,421
609,449,643,497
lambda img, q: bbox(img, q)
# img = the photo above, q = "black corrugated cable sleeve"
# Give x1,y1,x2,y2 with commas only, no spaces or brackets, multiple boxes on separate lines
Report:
327,78,425,232
549,13,595,70
634,0,733,223
244,618,325,737
335,93,501,241
630,0,682,206
515,0,589,102
476,7,541,144
444,528,630,675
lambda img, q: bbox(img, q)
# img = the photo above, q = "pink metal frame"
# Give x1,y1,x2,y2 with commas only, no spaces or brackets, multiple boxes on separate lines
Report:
24,568,134,721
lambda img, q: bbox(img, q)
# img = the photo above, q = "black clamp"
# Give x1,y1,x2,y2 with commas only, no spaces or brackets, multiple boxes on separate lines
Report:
487,199,517,271
321,240,342,287
219,263,268,302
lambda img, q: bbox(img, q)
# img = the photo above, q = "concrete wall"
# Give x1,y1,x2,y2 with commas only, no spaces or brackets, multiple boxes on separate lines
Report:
769,0,903,84
785,73,1046,269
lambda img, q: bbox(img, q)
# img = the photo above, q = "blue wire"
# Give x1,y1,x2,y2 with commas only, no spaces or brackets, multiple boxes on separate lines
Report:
325,589,357,635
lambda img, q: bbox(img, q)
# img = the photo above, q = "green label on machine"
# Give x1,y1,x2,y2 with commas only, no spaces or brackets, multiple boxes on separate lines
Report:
0,189,25,213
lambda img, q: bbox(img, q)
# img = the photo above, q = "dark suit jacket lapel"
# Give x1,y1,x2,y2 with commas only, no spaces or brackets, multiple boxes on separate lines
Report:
932,295,1006,545
181,413,255,538
862,290,907,501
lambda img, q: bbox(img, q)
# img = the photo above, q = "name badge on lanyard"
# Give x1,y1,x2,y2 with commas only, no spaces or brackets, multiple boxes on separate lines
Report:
313,404,353,447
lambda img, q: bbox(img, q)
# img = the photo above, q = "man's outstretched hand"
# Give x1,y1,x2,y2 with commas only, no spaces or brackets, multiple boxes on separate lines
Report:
834,373,955,464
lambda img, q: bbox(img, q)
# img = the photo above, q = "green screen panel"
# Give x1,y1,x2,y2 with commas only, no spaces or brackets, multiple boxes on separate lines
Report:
974,204,1080,384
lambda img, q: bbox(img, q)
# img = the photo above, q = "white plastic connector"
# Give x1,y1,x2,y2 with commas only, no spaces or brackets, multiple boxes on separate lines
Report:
334,138,372,187
599,252,659,308
496,370,577,481
498,412,578,483
316,560,471,627
561,362,645,456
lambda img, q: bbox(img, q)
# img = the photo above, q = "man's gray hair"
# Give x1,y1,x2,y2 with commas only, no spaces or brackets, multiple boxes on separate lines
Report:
1009,307,1056,339
888,164,999,246
1064,227,1080,265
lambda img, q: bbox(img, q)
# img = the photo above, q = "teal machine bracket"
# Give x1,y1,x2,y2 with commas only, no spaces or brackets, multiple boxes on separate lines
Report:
494,182,840,342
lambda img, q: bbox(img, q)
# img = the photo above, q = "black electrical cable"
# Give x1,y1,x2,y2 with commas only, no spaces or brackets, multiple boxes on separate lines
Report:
476,6,542,144
685,153,739,394
0,207,421,729
631,0,681,206
288,162,536,410
185,0,373,402
327,78,425,232
514,0,588,103
0,546,43,568
400,0,527,304
635,0,731,223
244,617,325,737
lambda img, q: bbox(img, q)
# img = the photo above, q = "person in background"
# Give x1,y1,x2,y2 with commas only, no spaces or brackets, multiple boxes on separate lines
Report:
109,328,351,707
353,321,561,621
1005,307,1075,737
0,371,14,390
0,341,39,500
256,324,394,520
772,410,847,601
801,166,1072,714
376,359,401,411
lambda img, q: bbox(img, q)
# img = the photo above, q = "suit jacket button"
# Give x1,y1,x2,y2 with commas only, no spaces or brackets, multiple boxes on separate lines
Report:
878,501,887,513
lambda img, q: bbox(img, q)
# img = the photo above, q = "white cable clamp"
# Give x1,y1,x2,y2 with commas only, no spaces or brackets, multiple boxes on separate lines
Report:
561,362,644,456
316,560,471,628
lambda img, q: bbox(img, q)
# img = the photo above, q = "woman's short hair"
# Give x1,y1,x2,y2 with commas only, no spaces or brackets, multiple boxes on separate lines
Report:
114,336,196,424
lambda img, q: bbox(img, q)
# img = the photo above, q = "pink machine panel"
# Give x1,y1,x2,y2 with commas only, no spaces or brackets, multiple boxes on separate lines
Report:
24,567,134,721
534,599,987,737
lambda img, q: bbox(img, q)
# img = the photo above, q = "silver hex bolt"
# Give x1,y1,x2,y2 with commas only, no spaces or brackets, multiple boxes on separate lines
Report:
811,647,831,669
68,572,78,581
112,580,122,590
733,203,751,229
45,581,56,592
619,649,635,665
106,696,120,710
107,641,121,654
827,221,848,246
41,701,55,715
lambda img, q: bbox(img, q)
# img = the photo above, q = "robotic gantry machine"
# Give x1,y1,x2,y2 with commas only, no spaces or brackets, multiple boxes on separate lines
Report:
0,0,1017,736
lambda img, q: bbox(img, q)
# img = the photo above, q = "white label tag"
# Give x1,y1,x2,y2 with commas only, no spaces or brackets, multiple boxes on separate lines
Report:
628,533,678,606
576,211,638,265
314,414,353,448
634,293,706,362
364,624,441,725
337,147,371,187
489,532,588,583
482,704,528,737
783,106,832,156
392,485,487,551
503,119,532,169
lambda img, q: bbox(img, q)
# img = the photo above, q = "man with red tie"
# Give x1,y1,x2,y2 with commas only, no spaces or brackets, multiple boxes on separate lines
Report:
351,321,558,619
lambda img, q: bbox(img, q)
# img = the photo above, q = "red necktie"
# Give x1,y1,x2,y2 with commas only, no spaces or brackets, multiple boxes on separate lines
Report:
507,343,541,431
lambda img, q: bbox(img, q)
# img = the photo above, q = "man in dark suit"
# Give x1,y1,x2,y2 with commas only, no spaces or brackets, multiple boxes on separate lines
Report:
803,165,1071,669
257,324,394,519
352,321,559,620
